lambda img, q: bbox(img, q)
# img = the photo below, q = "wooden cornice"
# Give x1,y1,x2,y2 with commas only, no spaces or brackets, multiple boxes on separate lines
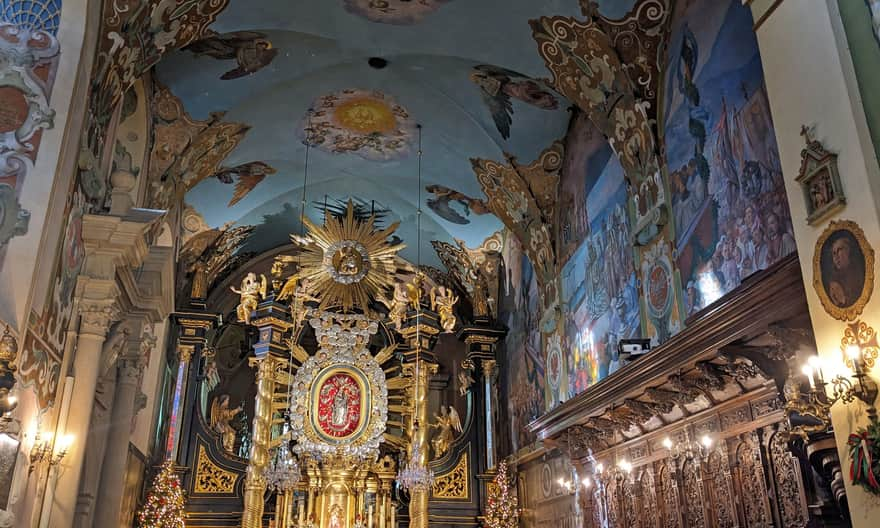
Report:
529,253,809,441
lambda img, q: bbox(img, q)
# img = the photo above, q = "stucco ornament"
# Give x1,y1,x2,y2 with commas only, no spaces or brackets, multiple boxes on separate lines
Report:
0,22,59,246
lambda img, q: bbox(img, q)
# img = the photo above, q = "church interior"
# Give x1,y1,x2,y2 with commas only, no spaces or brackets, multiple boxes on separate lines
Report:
1,0,880,527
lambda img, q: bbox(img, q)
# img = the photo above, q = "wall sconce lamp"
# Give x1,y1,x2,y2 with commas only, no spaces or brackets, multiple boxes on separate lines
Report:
29,431,73,472
662,433,714,461
789,322,879,438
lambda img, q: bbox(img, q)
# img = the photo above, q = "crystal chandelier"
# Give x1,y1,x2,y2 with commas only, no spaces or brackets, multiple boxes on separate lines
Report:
265,443,301,492
396,429,434,491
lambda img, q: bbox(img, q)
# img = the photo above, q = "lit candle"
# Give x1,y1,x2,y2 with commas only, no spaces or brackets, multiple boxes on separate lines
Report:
846,345,862,375
809,356,825,385
801,365,816,390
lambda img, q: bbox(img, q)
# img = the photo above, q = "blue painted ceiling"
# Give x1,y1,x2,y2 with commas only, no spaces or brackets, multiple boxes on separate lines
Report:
156,0,636,266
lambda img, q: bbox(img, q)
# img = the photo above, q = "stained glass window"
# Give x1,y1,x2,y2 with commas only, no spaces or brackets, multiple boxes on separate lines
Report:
1,0,62,35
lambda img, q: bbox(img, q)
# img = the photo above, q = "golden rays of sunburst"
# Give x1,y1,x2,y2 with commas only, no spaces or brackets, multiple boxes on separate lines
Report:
282,200,405,312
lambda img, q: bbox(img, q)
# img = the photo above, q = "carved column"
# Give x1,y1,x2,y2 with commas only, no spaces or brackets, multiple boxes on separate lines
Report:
51,295,119,526
243,297,292,528
399,307,441,528
458,322,505,475
93,320,148,527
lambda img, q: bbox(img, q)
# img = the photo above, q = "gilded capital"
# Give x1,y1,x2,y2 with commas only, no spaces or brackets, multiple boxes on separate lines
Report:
481,359,497,379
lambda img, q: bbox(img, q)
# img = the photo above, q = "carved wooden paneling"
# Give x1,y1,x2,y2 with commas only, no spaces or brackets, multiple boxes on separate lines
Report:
704,450,736,528
682,459,706,528
733,433,772,527
637,468,659,528
768,430,809,527
657,460,681,528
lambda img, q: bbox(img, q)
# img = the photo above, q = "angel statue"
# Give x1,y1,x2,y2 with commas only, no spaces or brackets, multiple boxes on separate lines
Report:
457,368,475,397
278,274,320,329
231,272,267,324
430,405,462,458
380,282,410,330
430,285,459,333
406,273,426,310
211,394,244,453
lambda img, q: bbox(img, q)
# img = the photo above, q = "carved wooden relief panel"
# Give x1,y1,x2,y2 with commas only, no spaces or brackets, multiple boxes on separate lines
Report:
768,430,809,527
733,433,772,527
681,459,706,528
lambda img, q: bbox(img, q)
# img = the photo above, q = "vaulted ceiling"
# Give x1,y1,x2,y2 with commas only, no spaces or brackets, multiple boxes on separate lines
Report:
156,0,635,266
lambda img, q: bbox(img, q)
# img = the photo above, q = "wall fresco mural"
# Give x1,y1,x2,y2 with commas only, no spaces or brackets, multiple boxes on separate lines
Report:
299,89,417,161
343,0,453,25
663,0,793,317
0,1,62,324
499,233,545,453
560,145,640,398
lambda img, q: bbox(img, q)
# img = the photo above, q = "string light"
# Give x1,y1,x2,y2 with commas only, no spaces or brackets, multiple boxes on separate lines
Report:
137,462,186,528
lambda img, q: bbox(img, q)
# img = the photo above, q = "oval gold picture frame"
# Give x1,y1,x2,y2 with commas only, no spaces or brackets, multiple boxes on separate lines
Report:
812,219,874,321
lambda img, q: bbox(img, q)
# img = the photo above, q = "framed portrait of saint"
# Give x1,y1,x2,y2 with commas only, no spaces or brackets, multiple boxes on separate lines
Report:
813,220,875,320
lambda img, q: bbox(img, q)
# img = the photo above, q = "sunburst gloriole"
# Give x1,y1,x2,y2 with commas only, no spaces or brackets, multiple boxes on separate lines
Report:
280,200,405,312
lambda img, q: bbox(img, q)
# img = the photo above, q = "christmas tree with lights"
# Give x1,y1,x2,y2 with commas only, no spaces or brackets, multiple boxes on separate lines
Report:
137,462,186,528
484,459,519,528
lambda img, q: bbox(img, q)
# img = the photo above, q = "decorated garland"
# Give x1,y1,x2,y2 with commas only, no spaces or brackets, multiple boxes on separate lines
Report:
848,419,880,495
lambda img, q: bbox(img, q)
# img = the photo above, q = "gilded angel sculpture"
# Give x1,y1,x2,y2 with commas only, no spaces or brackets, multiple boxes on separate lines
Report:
380,282,410,330
210,394,244,453
430,285,459,333
231,272,267,324
430,405,462,458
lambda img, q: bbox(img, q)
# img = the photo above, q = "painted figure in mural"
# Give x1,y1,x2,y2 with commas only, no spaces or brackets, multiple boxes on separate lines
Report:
425,184,490,225
211,394,243,453
211,161,277,206
430,405,462,458
430,285,459,333
231,272,267,324
470,64,558,139
667,0,793,317
185,30,279,80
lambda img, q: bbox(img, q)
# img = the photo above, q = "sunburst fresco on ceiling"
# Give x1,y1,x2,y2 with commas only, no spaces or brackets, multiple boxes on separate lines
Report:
300,89,417,161
343,0,454,25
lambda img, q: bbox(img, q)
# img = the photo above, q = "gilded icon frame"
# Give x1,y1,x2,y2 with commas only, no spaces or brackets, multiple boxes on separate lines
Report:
812,219,874,321
310,365,371,444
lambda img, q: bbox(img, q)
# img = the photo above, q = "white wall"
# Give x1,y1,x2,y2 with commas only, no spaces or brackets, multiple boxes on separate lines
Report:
753,0,880,525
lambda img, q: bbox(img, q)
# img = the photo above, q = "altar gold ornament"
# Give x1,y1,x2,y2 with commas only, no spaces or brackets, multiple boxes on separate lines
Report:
432,452,469,500
380,282,410,330
232,272,268,324
457,366,475,397
210,394,244,453
279,274,320,329
280,200,404,312
430,405,462,458
194,445,238,494
288,311,388,460
430,285,459,333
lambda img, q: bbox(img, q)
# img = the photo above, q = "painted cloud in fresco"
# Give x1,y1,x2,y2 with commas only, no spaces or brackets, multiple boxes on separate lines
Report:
299,89,417,161
343,0,454,25
470,64,559,140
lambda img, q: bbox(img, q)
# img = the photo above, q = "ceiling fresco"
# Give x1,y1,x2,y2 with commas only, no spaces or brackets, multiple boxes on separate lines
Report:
156,0,635,267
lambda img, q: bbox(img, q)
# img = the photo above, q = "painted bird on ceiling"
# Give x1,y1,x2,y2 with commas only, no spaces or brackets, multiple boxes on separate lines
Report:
469,64,559,140
185,30,279,80
213,161,277,206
